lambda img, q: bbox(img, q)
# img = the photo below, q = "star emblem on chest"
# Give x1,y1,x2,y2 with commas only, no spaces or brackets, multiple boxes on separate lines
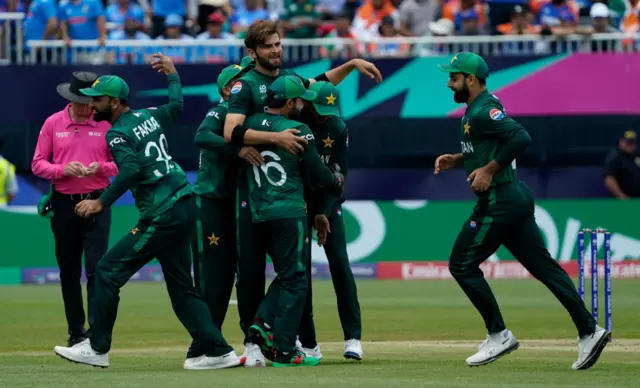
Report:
207,233,220,246
464,120,471,136
322,135,334,148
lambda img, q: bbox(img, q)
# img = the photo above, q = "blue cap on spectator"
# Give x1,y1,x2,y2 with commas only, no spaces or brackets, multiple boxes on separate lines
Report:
165,14,184,27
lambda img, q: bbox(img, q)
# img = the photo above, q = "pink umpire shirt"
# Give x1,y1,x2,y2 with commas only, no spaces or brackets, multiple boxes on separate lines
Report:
32,104,118,195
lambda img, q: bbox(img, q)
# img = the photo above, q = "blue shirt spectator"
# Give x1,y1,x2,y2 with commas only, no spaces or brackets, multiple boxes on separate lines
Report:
59,0,106,40
231,0,270,33
537,0,577,27
105,0,145,31
23,0,58,44
196,12,236,63
155,14,195,63
107,10,151,64
153,0,185,17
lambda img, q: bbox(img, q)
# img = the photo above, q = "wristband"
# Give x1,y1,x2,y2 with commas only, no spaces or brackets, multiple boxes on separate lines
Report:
231,124,248,146
314,73,329,82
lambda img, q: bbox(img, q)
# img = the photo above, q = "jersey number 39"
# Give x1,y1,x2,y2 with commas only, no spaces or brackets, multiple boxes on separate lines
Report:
145,134,174,177
252,151,287,187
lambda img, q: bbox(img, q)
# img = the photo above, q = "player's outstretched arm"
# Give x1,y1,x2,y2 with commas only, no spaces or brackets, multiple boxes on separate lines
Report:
149,53,184,125
320,59,383,86
434,153,464,175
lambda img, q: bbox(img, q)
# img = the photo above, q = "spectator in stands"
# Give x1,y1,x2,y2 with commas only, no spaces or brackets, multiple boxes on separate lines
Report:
153,14,195,63
107,10,151,64
399,0,439,36
197,0,230,33
59,0,107,46
577,2,620,51
23,0,58,56
281,0,320,38
230,0,270,34
105,0,145,31
455,0,483,35
604,130,640,199
497,4,539,34
316,0,348,20
150,0,198,38
196,11,236,63
536,0,578,36
442,0,486,32
369,14,409,56
485,0,530,34
319,10,364,58
0,136,19,207
352,0,400,39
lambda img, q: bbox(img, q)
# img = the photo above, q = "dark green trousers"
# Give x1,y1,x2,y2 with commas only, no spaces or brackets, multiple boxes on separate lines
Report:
188,195,237,357
449,181,596,337
299,204,362,348
254,217,309,354
88,195,233,357
236,179,266,344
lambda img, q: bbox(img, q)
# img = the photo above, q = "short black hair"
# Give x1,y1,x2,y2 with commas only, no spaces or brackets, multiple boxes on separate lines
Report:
462,73,486,86
265,89,288,109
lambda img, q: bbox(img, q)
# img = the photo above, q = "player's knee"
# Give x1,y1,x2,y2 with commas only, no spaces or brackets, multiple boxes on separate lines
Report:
448,254,470,278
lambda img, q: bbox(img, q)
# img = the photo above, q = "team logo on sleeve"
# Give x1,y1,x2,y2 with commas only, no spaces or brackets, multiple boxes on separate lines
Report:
231,82,242,94
489,109,504,121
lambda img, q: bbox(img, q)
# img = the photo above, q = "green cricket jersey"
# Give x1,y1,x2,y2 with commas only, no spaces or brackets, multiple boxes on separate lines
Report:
227,68,307,117
306,116,349,215
101,74,190,219
193,101,241,199
243,113,337,222
460,91,531,189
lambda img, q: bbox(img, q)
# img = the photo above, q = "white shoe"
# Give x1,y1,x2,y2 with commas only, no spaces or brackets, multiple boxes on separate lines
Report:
572,325,611,370
465,329,519,367
243,343,266,367
54,338,109,368
184,350,243,370
344,339,363,361
296,342,323,360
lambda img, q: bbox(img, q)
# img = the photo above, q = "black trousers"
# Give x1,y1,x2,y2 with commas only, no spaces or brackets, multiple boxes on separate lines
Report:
50,189,111,338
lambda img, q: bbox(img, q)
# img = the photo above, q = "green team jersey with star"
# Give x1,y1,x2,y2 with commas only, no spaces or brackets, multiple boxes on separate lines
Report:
193,101,241,199
243,113,336,222
104,75,189,219
305,116,349,215
460,91,526,188
228,68,307,116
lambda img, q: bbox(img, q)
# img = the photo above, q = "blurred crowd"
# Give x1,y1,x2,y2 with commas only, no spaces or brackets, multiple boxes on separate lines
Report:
1,0,639,62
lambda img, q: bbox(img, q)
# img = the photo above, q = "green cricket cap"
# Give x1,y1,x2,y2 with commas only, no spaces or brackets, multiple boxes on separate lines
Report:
269,75,317,101
79,75,130,100
216,56,255,93
308,81,340,117
437,52,489,79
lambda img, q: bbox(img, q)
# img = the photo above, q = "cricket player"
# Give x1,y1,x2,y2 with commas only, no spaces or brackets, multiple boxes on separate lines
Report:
296,81,362,361
53,54,243,371
222,19,381,366
242,75,345,367
434,52,610,369
187,59,258,358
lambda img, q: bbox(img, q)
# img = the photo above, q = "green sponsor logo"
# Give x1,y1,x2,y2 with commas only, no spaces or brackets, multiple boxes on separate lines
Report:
1,199,638,268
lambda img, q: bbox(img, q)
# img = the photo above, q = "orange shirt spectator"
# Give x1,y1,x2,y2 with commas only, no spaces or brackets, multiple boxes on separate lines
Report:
352,0,400,39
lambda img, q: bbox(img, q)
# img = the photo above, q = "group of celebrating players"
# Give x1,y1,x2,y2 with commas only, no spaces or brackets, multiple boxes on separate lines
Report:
53,19,383,369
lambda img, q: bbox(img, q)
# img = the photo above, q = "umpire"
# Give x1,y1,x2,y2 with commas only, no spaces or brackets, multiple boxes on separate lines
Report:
31,72,117,346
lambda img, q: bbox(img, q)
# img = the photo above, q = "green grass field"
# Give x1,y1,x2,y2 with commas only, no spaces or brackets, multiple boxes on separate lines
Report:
1,279,639,387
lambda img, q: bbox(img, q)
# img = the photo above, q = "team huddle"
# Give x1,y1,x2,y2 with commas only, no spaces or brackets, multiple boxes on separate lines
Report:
53,20,381,369
52,20,610,372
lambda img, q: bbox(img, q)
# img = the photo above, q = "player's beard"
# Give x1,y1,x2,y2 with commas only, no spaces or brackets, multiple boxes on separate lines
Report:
453,84,470,103
256,53,281,71
299,106,316,124
93,106,114,123
289,106,302,121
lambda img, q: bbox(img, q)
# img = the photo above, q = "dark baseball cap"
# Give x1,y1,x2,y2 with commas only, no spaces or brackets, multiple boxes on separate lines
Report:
437,52,490,79
216,56,254,93
269,75,317,101
80,75,130,100
622,130,637,142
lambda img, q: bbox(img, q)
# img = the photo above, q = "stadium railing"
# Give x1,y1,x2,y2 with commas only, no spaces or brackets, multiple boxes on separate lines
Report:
0,12,24,65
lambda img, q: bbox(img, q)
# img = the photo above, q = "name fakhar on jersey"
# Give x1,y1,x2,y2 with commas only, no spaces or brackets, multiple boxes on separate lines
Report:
132,117,161,140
